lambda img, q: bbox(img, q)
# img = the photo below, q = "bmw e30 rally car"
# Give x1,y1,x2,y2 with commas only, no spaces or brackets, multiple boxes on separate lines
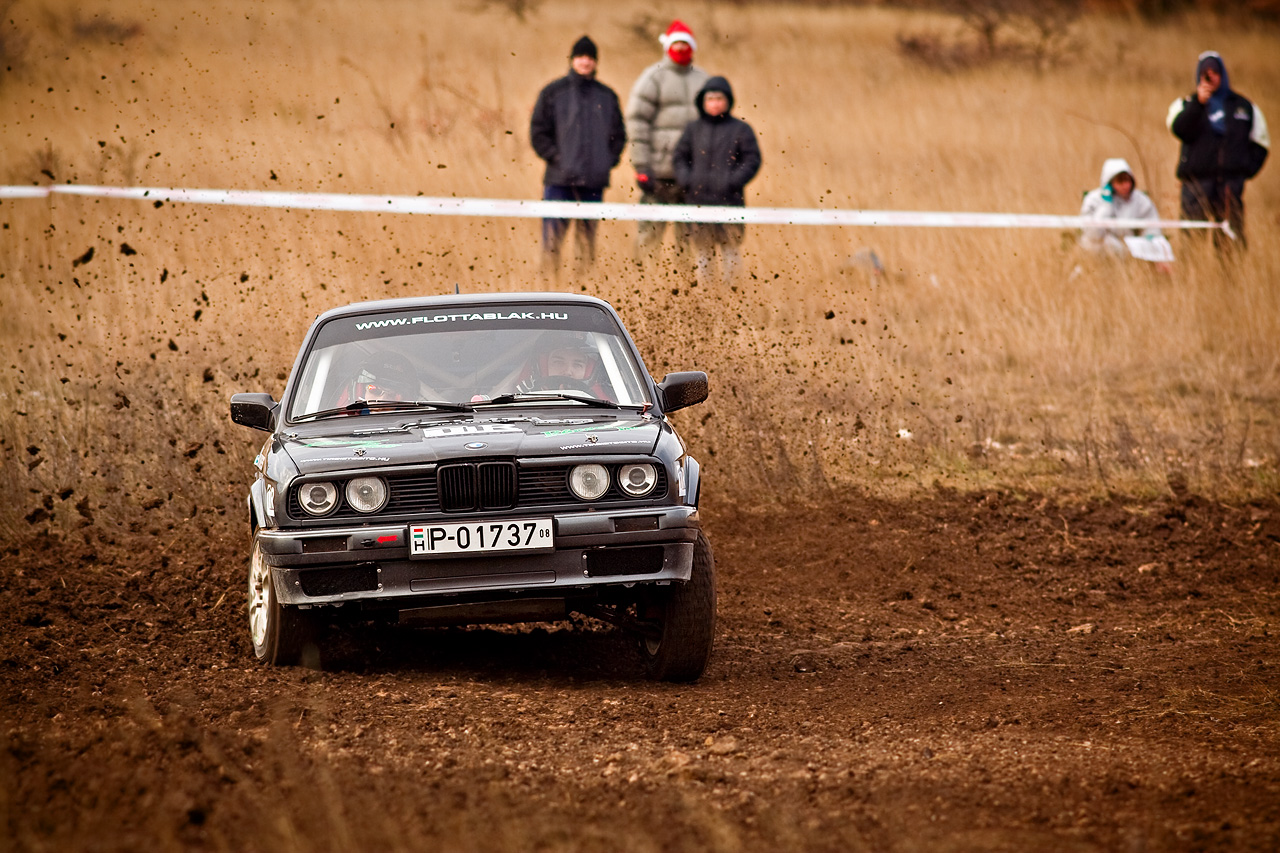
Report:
228,293,714,681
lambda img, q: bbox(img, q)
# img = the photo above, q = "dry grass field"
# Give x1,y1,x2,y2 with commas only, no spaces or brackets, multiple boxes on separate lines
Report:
2,0,1279,544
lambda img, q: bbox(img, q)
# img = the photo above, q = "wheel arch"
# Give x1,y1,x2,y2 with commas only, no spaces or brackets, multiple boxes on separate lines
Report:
248,479,270,535
683,455,701,508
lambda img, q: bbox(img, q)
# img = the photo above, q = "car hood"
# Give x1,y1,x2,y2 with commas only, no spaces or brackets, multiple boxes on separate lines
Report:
280,413,663,476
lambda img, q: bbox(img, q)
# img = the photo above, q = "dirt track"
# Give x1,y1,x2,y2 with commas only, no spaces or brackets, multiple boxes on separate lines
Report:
4,489,1280,852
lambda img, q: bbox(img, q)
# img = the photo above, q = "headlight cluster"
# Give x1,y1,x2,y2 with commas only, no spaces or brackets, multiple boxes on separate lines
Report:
617,463,657,497
298,476,388,516
345,477,389,513
299,481,338,516
297,464,659,514
568,463,658,501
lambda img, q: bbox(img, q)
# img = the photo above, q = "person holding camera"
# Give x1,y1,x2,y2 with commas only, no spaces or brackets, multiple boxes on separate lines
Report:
1167,50,1270,249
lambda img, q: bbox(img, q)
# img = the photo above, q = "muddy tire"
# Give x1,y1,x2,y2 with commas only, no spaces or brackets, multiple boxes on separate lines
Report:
248,531,313,665
640,530,716,682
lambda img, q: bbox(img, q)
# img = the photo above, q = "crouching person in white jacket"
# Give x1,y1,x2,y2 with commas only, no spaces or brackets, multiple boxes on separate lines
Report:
1079,158,1165,265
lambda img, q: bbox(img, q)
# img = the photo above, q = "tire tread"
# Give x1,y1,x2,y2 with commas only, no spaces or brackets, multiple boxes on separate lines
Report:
643,530,716,682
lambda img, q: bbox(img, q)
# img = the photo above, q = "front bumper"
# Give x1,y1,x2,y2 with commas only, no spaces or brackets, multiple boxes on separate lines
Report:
258,505,700,607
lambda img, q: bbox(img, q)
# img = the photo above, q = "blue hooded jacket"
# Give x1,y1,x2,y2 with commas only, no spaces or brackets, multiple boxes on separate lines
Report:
1167,51,1269,181
1196,51,1231,135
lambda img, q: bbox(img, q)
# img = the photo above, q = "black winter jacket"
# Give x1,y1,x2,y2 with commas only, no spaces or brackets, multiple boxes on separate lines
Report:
672,77,761,206
530,72,626,189
1169,93,1268,182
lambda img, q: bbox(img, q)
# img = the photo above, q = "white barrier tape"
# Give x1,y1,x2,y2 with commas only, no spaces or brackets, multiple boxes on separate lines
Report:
1,187,56,199
2,184,1232,236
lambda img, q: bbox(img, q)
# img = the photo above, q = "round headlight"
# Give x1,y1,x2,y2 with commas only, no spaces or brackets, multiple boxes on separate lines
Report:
617,463,657,497
345,477,388,513
568,464,610,501
299,481,338,516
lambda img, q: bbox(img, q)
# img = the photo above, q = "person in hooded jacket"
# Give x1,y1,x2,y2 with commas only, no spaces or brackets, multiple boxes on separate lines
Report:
672,76,762,285
530,36,626,271
1079,158,1163,258
1167,50,1269,249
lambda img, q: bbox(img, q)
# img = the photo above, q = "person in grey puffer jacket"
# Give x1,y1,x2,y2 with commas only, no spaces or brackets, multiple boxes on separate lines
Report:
672,76,761,284
625,20,709,263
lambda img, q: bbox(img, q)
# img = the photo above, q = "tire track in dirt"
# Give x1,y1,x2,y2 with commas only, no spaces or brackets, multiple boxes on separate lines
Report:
3,491,1279,851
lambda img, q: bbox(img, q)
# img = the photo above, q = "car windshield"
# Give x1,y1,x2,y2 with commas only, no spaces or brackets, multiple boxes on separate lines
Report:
287,303,652,420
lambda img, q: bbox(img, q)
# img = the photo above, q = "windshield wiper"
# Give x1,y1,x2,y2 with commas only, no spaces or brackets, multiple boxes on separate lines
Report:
478,392,622,409
292,399,473,421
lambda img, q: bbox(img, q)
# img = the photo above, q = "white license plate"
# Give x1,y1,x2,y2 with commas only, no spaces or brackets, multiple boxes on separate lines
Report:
409,519,554,557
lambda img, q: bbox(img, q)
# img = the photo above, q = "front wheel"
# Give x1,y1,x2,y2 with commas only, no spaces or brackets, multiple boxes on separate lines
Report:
248,531,314,665
639,531,716,682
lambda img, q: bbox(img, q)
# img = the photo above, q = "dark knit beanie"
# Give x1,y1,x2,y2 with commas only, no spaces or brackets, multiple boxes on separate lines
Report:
571,35,597,59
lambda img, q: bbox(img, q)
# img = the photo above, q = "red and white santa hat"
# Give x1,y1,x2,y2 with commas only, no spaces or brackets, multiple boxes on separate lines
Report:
659,20,697,50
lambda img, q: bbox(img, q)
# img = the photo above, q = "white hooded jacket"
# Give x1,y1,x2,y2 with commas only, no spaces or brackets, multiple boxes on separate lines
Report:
1079,158,1161,255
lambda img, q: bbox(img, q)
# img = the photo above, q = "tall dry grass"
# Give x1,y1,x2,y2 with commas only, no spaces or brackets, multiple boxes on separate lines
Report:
1,0,1278,550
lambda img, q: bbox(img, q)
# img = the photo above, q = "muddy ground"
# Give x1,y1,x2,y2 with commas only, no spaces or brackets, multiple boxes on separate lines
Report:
3,489,1279,852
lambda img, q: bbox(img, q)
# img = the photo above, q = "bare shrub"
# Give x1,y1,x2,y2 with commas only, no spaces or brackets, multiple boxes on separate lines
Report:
440,75,511,139
1130,0,1280,21
19,142,60,185
471,0,541,23
897,0,1083,71
71,13,142,43
622,11,667,47
897,31,1009,71
95,140,145,186
341,50,461,144
0,0,27,76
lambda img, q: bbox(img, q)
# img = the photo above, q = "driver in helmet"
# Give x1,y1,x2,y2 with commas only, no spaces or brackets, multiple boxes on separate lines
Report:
337,351,419,408
517,331,609,397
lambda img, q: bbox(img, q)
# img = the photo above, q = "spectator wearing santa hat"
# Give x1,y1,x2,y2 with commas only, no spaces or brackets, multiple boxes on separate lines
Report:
625,20,709,264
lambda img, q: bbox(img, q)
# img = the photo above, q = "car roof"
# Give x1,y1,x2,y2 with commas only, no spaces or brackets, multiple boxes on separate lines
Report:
311,292,619,324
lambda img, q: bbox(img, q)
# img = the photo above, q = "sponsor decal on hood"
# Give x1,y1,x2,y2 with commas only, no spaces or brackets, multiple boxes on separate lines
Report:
419,424,523,439
540,422,650,437
291,436,414,448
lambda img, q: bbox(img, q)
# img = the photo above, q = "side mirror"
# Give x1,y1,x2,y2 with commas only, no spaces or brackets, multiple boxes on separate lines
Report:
230,393,278,432
656,371,709,413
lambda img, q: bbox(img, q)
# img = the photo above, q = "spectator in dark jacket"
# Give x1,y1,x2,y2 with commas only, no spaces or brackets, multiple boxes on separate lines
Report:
1167,50,1270,249
672,76,761,284
530,36,626,271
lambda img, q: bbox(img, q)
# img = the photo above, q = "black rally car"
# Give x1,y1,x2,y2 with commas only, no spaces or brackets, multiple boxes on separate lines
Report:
229,293,714,681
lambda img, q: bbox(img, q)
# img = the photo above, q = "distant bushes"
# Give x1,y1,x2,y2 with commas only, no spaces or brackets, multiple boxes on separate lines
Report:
892,0,1278,71
1100,0,1280,18
0,1,26,77
886,0,1278,17
895,0,1084,71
